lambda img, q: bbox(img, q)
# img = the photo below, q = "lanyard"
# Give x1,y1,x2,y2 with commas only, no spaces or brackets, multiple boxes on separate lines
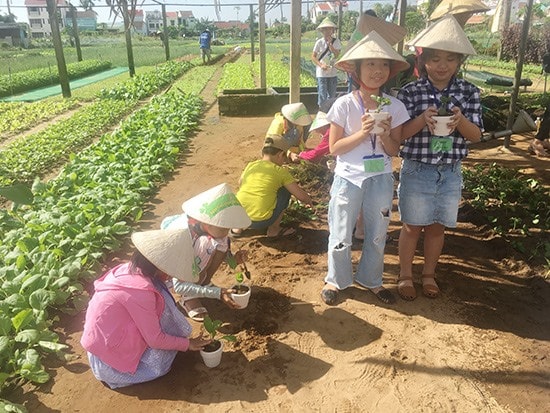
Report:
356,91,377,152
427,78,453,109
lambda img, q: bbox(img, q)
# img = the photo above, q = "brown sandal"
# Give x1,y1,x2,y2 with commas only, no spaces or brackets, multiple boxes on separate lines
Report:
397,276,417,301
421,274,440,298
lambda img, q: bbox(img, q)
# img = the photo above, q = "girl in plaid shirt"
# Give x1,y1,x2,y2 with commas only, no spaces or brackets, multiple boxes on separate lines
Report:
395,16,483,301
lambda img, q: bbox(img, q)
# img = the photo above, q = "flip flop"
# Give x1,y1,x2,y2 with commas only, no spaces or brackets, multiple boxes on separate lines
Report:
368,287,396,305
265,227,296,239
229,229,245,238
180,297,209,322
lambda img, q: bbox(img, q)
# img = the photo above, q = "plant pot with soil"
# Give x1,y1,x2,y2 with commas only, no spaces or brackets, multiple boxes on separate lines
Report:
231,261,252,309
433,96,453,136
199,316,236,368
368,95,391,135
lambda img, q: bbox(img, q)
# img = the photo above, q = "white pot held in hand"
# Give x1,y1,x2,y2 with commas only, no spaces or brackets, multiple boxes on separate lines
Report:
200,341,223,368
231,284,251,309
368,112,389,135
433,115,453,136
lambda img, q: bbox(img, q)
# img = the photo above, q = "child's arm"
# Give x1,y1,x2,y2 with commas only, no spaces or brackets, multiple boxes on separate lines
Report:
383,122,402,156
399,106,438,142
329,116,374,156
451,107,482,142
285,182,313,207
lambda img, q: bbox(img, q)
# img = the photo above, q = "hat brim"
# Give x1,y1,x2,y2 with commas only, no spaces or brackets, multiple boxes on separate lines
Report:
281,103,312,126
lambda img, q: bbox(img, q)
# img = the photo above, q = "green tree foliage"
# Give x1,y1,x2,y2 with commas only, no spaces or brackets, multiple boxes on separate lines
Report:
501,23,550,64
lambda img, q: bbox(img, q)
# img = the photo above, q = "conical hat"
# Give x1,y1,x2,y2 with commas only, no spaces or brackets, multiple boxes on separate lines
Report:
407,14,476,55
335,31,410,79
182,183,251,229
281,102,312,126
430,0,490,26
131,228,194,281
317,17,337,30
310,112,329,132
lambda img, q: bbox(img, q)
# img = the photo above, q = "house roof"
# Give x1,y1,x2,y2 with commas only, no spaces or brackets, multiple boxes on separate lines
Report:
213,21,248,30
75,10,97,18
179,10,195,18
466,14,487,24
166,11,178,18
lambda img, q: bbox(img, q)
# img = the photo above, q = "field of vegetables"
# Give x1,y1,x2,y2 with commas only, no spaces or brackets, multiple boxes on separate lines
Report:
0,54,220,411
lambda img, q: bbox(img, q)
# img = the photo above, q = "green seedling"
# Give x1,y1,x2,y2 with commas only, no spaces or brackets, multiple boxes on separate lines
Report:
370,95,391,113
438,96,452,115
202,316,236,352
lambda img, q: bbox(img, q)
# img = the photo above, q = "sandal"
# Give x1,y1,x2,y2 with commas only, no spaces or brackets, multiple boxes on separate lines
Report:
421,274,440,299
180,297,208,322
397,276,417,301
368,287,396,304
321,286,338,305
265,227,296,239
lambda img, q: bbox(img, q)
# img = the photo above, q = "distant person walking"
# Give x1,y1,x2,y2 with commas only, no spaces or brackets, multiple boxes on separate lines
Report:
199,29,212,64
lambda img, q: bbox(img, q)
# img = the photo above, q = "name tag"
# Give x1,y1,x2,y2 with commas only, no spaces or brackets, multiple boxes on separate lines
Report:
430,136,453,152
363,154,385,173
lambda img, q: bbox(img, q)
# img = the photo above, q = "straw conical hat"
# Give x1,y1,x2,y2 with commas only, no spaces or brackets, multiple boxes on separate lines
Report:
317,17,337,30
430,0,490,26
131,228,194,281
310,112,329,132
407,14,476,55
335,30,410,79
182,183,251,229
281,102,312,126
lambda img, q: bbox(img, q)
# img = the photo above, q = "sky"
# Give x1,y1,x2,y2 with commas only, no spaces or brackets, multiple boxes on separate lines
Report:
1,0,404,26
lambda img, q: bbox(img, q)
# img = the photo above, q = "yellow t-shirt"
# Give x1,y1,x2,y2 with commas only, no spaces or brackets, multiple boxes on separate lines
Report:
236,160,295,221
266,113,305,153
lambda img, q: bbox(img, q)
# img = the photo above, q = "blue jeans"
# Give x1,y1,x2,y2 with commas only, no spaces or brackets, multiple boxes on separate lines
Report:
249,187,291,230
317,76,338,107
325,174,394,290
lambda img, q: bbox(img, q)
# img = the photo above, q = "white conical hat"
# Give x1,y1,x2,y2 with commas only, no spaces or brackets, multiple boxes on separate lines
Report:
317,17,337,30
407,14,476,55
281,102,312,126
131,228,194,281
310,112,329,132
429,0,490,26
335,30,410,79
182,183,251,229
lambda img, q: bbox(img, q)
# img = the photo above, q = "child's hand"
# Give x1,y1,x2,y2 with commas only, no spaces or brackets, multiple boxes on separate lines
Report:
360,113,375,136
377,115,393,139
234,249,248,264
221,288,240,309
188,335,212,351
423,106,438,134
449,107,464,133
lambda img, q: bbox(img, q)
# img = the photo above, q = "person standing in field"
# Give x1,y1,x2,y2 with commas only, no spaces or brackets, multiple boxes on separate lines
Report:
320,31,410,306
312,17,342,108
199,28,212,64
395,15,483,301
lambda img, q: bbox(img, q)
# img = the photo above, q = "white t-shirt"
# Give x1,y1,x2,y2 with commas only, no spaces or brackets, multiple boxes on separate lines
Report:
313,37,342,78
327,92,410,187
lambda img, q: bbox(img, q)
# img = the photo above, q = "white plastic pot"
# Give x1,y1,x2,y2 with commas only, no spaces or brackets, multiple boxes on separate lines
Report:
368,111,389,135
200,341,223,368
432,115,453,136
231,284,251,309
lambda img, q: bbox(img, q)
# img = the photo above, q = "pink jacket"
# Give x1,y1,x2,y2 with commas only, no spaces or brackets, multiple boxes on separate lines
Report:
81,263,190,373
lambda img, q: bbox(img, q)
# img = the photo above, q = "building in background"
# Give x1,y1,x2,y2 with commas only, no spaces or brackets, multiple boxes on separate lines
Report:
0,22,29,47
309,1,348,24
178,10,197,31
24,0,69,38
65,9,97,32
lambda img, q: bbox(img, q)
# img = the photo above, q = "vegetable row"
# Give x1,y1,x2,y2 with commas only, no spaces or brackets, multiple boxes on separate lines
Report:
0,60,111,98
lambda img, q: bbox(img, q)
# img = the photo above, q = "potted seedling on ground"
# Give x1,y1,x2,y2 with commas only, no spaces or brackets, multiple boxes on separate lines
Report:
199,316,236,368
433,96,453,136
369,95,392,135
227,252,251,309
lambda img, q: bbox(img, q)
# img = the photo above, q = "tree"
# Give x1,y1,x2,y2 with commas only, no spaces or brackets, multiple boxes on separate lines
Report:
0,13,16,23
105,0,137,76
79,0,95,10
373,3,394,21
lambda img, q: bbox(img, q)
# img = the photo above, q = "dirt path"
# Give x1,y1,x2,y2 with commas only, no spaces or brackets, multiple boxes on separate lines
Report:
8,60,550,413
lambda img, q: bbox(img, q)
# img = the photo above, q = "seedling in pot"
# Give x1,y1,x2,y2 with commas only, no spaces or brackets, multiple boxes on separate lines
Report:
233,262,251,294
438,96,452,116
202,316,236,353
370,95,391,113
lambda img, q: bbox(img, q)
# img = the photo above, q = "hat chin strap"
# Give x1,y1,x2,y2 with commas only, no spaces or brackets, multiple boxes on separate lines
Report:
351,73,378,94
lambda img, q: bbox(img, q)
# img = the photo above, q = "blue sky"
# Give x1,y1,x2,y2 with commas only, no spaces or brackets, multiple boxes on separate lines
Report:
2,1,404,26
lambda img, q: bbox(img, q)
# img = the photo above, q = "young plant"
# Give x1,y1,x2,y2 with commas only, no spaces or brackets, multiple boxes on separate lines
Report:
370,95,391,113
438,96,452,116
227,251,251,287
202,316,236,352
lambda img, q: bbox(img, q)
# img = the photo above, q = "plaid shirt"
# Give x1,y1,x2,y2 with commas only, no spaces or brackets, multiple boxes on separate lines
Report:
397,77,483,164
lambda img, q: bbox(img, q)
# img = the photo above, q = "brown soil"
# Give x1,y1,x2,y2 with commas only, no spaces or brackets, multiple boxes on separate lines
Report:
7,60,550,413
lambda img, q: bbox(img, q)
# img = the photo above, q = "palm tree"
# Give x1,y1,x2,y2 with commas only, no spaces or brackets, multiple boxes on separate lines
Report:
79,0,95,10
105,0,137,76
